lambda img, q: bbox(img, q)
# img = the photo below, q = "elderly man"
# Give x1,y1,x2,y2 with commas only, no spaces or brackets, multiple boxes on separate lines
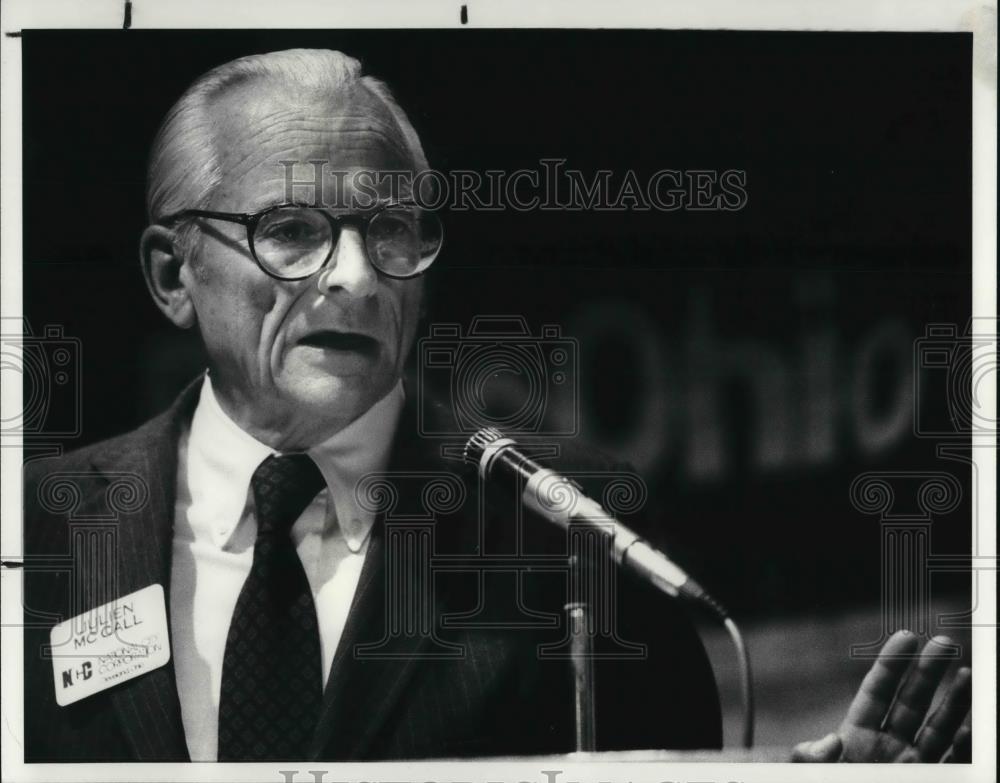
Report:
23,49,970,764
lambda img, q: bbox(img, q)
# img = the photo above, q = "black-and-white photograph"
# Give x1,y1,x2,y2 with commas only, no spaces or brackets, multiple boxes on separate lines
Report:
1,3,995,781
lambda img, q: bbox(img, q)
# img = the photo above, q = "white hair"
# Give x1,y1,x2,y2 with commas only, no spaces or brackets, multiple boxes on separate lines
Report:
145,48,429,256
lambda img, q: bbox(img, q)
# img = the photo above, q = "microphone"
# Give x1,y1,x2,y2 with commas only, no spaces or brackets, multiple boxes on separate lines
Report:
462,426,725,616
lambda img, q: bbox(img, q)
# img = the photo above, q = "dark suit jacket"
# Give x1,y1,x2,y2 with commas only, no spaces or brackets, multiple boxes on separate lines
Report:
23,377,721,761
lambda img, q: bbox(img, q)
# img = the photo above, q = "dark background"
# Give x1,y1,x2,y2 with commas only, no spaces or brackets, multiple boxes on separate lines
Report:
20,30,972,632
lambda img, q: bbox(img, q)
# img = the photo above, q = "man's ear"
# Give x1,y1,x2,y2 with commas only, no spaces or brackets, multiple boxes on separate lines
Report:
140,225,197,329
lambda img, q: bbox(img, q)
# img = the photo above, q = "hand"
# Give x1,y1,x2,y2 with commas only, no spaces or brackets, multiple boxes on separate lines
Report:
791,630,971,763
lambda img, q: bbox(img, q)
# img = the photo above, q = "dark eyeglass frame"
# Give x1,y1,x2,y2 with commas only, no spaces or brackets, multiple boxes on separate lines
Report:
158,200,442,281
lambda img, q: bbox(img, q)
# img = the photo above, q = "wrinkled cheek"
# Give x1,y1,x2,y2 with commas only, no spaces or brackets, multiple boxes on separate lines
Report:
255,286,297,377
247,281,279,313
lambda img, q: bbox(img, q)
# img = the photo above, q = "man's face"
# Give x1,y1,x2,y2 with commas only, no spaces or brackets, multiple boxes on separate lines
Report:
181,81,424,445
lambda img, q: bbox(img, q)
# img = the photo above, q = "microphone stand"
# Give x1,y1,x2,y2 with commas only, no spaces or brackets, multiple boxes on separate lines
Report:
565,601,597,752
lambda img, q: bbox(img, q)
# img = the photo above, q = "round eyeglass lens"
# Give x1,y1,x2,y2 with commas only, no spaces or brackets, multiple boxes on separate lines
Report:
252,207,333,278
366,207,443,277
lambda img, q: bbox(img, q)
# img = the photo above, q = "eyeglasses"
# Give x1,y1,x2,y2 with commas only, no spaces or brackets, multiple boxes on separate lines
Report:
159,201,443,281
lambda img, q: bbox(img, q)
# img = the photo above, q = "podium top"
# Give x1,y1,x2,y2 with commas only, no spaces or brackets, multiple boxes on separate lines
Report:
447,747,793,763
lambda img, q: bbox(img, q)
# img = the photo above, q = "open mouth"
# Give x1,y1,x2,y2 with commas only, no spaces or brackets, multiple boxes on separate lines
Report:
299,330,380,355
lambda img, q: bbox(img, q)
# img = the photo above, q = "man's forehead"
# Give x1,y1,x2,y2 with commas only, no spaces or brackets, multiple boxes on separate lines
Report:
213,80,416,181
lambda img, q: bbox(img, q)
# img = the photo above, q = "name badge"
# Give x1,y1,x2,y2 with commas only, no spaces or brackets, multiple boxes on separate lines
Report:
50,583,171,706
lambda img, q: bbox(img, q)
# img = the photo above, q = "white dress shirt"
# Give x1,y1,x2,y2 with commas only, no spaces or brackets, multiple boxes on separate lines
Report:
170,375,405,761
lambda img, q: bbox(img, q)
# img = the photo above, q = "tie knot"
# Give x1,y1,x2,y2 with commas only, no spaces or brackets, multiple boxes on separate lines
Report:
250,453,326,538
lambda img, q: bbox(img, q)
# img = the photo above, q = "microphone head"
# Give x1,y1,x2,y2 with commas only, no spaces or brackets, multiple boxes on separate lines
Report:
463,426,506,466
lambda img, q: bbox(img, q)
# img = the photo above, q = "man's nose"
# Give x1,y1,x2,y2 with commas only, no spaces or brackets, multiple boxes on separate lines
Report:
315,226,378,297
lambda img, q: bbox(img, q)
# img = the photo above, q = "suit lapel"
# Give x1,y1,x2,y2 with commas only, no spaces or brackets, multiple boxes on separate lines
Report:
86,377,203,761
307,526,400,758
309,393,470,760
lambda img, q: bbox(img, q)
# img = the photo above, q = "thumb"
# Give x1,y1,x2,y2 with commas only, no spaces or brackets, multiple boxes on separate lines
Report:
791,732,842,762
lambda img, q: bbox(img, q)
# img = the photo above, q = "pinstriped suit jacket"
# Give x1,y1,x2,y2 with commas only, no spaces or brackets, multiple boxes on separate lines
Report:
23,378,721,761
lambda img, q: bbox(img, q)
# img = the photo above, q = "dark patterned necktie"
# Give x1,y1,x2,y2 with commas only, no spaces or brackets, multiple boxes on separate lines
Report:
218,453,326,761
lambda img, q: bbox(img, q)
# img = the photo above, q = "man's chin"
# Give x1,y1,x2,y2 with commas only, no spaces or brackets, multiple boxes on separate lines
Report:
293,341,382,374
277,370,393,427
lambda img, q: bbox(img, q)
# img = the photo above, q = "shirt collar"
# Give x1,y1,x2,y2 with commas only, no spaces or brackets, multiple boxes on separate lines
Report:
186,375,404,550
307,380,405,551
186,376,275,548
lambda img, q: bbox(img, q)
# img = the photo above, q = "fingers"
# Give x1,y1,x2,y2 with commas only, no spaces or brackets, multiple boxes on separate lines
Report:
796,632,970,765
791,732,842,762
914,666,971,761
842,630,921,731
944,712,972,763
884,635,957,744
